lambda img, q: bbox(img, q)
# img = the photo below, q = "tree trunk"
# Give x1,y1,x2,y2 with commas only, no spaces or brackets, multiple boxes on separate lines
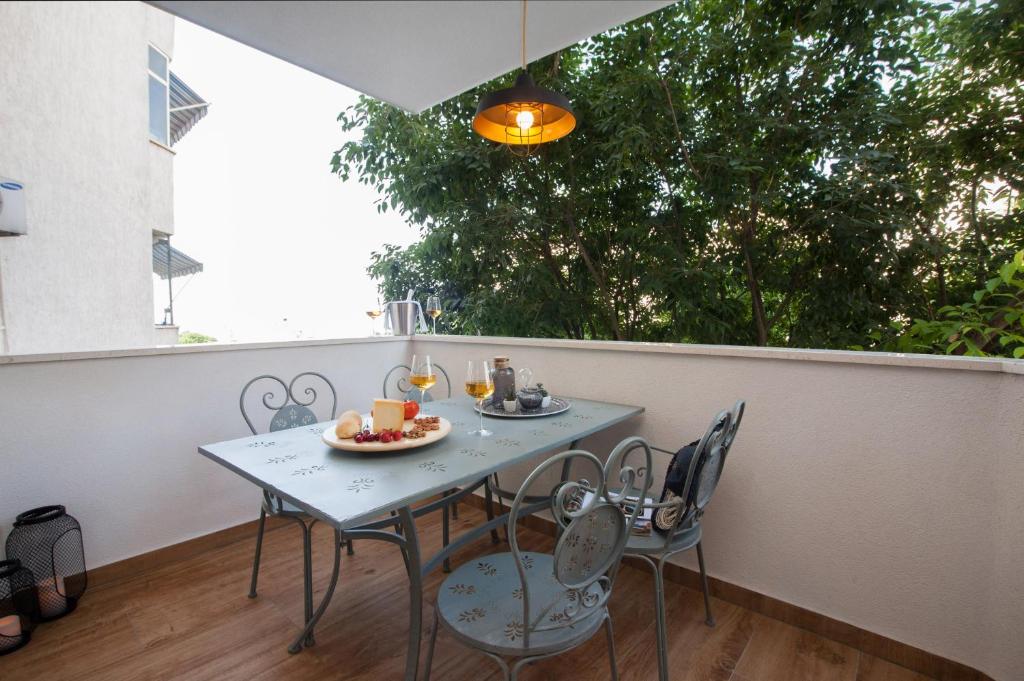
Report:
739,223,769,346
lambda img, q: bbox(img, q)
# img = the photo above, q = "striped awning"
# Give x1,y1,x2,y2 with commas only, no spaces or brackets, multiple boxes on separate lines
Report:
169,72,209,146
152,240,203,280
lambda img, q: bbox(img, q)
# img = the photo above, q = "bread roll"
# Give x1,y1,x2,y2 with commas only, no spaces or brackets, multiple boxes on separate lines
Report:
335,410,363,439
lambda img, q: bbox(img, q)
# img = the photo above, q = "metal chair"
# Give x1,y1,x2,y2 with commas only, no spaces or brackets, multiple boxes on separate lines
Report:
240,372,354,641
384,363,501,568
625,400,745,681
424,436,654,681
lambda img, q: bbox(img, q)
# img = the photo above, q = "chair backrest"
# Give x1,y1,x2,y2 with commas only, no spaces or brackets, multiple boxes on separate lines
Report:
382,363,452,402
671,410,731,531
507,436,653,648
239,372,337,435
721,399,745,458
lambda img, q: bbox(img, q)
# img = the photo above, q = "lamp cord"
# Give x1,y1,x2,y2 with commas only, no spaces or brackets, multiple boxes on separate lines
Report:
521,0,527,71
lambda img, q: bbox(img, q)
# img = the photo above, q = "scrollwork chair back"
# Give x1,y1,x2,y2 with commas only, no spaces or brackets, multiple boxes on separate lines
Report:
507,437,653,648
671,409,731,531
239,372,337,435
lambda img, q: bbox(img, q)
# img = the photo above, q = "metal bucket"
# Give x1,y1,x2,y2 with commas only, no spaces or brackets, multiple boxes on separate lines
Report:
384,300,426,336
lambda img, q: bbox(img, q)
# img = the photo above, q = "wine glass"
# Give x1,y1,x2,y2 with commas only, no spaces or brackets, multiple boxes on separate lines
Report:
465,360,494,436
366,297,384,336
409,354,437,407
365,308,383,336
426,295,442,334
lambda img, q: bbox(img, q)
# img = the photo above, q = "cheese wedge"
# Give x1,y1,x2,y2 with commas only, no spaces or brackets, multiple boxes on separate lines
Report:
372,398,405,433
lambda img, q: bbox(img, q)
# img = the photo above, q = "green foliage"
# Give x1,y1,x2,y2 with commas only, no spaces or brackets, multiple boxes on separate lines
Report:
334,0,1024,357
866,250,1024,357
178,331,217,345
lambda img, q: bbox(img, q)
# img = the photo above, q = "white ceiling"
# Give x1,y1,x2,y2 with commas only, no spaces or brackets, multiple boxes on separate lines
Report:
147,1,674,113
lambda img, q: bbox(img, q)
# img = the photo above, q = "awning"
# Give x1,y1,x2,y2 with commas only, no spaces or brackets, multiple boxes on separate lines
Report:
169,72,209,146
152,240,204,280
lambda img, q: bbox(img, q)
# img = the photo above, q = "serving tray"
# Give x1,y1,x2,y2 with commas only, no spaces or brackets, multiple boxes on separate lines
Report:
474,397,571,419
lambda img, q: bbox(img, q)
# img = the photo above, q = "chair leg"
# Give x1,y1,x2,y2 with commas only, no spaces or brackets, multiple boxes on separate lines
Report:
288,530,342,654
442,503,452,573
423,607,440,681
301,522,314,645
696,541,715,627
451,489,459,520
248,507,267,598
604,615,619,681
647,558,669,681
484,478,500,544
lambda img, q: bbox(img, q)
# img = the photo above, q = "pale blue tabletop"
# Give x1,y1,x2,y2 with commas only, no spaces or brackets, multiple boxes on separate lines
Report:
199,397,644,530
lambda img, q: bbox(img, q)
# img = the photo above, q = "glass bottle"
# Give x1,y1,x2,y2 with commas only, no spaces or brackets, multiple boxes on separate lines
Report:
490,357,515,408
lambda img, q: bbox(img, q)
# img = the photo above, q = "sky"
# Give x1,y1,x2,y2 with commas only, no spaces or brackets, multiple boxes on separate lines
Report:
155,19,418,342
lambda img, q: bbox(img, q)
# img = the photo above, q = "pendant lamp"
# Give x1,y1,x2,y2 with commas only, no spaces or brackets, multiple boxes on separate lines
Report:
472,0,576,155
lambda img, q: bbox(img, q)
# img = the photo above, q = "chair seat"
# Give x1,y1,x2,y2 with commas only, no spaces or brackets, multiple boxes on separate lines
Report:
624,522,701,556
436,552,606,657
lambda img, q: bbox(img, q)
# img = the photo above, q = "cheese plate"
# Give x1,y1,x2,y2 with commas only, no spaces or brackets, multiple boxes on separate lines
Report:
321,414,451,453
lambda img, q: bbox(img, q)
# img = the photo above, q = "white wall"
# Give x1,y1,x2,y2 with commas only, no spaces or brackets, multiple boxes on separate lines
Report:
412,336,1024,681
0,337,408,567
0,2,174,354
0,335,1020,679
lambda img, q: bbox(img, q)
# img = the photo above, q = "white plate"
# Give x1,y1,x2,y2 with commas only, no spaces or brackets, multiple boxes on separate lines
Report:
321,415,451,453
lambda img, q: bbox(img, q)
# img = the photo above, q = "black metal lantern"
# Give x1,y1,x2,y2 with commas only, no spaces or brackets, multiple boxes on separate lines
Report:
6,506,87,621
472,0,576,155
0,559,40,655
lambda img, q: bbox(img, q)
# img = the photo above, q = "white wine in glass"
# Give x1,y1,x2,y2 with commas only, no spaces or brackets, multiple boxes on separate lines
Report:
365,308,383,336
465,360,494,436
410,354,436,407
426,295,442,334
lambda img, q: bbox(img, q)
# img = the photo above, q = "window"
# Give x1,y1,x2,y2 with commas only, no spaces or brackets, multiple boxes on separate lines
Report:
148,45,169,145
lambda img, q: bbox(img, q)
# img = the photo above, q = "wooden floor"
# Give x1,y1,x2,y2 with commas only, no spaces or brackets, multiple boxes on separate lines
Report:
0,507,935,681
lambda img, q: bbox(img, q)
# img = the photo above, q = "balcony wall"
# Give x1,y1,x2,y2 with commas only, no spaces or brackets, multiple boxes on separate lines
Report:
1,334,1021,679
0,337,408,567
411,335,1024,681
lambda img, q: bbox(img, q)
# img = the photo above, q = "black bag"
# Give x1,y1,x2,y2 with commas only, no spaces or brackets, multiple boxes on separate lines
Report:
653,440,700,533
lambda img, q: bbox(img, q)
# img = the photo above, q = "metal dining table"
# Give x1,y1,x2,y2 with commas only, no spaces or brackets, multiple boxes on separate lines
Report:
198,396,644,681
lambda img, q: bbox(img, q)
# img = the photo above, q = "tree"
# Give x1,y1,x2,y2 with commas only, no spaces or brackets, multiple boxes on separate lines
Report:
178,331,217,344
334,0,1023,356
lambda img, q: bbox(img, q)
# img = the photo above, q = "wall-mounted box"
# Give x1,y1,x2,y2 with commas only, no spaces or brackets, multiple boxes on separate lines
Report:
0,178,27,236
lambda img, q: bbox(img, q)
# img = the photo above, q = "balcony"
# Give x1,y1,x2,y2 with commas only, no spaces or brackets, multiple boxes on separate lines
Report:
1,335,1020,680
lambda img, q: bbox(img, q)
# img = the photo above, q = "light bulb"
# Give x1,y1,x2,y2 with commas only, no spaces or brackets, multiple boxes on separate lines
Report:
515,110,534,130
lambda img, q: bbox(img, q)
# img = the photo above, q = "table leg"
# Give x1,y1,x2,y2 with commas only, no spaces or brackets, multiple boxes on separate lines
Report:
397,506,423,681
288,529,342,654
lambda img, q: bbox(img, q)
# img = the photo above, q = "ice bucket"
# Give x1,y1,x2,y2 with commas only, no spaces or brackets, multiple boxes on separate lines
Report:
384,300,427,336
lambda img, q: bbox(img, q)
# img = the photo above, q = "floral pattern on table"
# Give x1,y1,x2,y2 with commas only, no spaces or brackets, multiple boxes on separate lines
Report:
476,561,497,577
459,448,487,458
266,454,298,464
449,583,476,596
292,464,327,476
419,461,447,473
494,438,520,448
347,477,375,493
246,441,276,448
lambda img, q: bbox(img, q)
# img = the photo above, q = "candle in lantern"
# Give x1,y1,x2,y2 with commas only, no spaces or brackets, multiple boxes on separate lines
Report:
0,614,22,651
38,575,67,619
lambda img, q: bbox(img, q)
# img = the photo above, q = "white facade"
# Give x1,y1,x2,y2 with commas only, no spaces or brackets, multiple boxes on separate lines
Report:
0,2,175,354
